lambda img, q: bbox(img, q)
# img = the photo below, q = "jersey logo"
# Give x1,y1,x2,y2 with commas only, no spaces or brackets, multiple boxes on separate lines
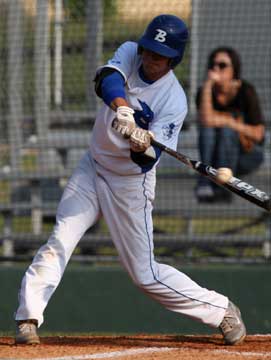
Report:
154,29,167,43
109,60,121,65
162,123,177,140
134,99,154,130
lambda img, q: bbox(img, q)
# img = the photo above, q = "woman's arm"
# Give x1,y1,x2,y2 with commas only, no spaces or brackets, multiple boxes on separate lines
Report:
229,82,265,143
199,78,234,128
229,118,265,143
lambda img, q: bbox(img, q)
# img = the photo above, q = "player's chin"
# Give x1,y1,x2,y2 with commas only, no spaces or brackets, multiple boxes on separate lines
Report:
144,63,159,74
144,67,165,81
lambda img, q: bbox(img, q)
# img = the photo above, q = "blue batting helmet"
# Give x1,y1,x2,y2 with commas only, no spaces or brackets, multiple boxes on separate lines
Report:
138,14,188,68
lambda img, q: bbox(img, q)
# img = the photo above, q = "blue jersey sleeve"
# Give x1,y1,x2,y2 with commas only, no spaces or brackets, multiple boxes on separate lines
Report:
100,71,126,106
130,146,162,173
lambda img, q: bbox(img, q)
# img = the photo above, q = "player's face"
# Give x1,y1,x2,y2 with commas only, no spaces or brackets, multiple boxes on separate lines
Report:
141,49,171,81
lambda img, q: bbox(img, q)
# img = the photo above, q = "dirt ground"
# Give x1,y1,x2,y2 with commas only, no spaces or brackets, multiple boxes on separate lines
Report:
1,334,271,360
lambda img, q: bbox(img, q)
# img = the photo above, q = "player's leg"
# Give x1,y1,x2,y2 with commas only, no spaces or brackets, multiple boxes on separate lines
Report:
96,168,228,327
15,151,101,328
97,169,246,344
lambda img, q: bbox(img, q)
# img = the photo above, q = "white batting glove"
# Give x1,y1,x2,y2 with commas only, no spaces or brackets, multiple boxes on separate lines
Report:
129,128,154,152
112,106,136,137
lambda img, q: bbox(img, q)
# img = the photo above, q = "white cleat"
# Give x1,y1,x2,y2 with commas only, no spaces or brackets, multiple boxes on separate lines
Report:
15,319,40,345
219,301,246,345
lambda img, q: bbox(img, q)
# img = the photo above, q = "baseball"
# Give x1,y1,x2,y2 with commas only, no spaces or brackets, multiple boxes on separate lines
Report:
216,167,233,183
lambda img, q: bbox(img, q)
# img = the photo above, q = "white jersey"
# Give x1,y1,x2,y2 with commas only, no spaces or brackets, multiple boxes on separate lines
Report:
90,41,187,175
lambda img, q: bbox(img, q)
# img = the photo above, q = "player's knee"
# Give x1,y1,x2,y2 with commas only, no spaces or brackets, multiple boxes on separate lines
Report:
133,278,157,291
130,268,158,289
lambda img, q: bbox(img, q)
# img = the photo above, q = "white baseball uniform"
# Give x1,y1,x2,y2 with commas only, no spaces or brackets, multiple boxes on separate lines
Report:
15,41,228,328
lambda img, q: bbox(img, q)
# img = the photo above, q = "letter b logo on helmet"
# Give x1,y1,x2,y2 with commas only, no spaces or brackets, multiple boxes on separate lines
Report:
154,29,167,43
138,14,188,68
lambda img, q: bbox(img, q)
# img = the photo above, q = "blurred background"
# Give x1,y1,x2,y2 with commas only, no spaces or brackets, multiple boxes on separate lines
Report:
0,0,270,265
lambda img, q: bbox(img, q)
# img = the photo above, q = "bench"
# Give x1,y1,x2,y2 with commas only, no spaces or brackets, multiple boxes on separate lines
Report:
0,124,270,261
0,172,270,260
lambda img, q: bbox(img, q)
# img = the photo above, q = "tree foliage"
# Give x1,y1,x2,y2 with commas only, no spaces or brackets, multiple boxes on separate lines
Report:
64,0,116,19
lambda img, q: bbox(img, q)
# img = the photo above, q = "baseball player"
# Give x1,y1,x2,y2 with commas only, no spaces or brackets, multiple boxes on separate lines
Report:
15,14,246,345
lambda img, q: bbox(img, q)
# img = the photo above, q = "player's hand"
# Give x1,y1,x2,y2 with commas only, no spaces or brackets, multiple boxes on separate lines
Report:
112,106,135,137
129,128,154,152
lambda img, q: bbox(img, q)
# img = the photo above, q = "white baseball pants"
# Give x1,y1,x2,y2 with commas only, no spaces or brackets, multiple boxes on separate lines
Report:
15,151,228,327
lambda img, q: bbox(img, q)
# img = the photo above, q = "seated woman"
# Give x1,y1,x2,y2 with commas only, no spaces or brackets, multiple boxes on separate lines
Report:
195,47,265,202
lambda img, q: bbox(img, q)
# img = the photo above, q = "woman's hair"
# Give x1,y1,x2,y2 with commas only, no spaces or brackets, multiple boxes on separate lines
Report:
207,46,241,79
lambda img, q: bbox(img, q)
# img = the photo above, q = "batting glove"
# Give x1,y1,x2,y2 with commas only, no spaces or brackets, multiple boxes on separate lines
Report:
112,106,136,137
129,128,154,152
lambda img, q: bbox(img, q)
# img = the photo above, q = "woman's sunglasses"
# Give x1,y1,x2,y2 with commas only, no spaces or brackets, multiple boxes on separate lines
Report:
209,61,232,70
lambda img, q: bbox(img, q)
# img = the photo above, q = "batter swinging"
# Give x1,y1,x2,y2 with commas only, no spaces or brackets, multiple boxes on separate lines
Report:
15,14,246,345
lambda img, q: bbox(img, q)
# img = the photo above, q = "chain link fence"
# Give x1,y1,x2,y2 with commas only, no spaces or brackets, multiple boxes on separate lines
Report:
0,0,270,263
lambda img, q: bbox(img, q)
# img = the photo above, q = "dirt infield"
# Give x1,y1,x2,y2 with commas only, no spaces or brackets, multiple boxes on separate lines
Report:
1,334,271,360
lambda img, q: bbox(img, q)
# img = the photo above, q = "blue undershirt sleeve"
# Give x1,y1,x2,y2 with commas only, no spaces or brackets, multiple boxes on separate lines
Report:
100,71,126,106
130,146,162,172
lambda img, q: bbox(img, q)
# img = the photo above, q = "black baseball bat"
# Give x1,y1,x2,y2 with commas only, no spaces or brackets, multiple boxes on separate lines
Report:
151,138,271,212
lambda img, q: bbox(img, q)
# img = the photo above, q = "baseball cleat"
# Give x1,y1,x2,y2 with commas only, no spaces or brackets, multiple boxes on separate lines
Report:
15,319,40,345
219,301,246,345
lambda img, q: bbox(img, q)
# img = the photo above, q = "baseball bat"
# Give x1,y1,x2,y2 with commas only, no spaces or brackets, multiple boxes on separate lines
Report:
151,138,271,213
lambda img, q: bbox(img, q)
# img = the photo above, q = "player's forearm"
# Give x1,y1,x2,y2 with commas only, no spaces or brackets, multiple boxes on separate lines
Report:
110,97,130,111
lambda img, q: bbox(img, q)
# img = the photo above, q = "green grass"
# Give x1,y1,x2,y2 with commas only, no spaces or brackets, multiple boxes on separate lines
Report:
0,214,266,237
21,153,37,171
194,218,266,235
0,181,10,203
